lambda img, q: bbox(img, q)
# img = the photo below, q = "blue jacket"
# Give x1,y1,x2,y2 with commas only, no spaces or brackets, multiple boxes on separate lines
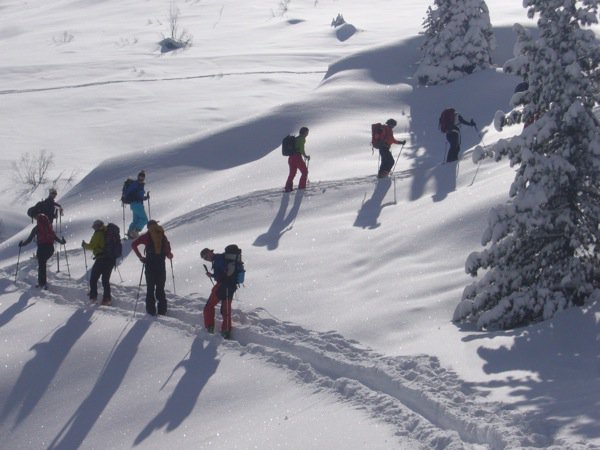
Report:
124,181,145,203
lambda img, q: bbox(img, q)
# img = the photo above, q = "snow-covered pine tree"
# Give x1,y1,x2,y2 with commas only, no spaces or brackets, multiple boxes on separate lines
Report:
415,0,495,86
454,0,600,330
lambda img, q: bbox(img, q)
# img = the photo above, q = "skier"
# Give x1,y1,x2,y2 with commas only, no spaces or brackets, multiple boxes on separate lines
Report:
131,220,173,316
28,187,64,224
376,119,405,178
81,220,115,305
18,213,66,289
284,126,311,192
123,170,149,239
200,247,237,339
440,109,476,163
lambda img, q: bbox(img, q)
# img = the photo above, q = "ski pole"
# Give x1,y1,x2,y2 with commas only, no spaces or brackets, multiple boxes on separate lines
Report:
114,261,124,283
390,142,405,175
56,246,61,273
170,259,176,295
15,246,22,282
203,264,214,286
83,247,89,281
122,203,126,235
133,263,145,319
62,240,70,278
146,192,151,220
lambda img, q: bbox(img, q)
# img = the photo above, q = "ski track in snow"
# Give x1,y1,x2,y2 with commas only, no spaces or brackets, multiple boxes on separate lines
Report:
5,224,592,450
0,70,327,96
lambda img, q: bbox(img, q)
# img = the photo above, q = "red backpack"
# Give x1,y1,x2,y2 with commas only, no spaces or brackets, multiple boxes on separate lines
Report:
371,123,385,149
439,108,456,133
36,214,55,245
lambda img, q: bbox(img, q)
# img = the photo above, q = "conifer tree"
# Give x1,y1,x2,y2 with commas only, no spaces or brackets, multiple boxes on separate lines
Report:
415,0,495,85
454,0,600,330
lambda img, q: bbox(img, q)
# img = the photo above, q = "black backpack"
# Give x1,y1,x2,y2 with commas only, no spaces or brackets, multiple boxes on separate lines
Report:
224,244,245,286
281,135,296,156
27,201,43,220
121,178,135,204
103,223,122,258
439,108,456,133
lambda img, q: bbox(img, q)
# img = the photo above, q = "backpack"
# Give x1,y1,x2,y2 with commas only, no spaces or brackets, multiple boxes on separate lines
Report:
103,223,123,258
36,214,55,245
121,178,135,204
224,244,245,286
282,135,296,156
27,202,42,220
439,108,456,133
371,123,385,149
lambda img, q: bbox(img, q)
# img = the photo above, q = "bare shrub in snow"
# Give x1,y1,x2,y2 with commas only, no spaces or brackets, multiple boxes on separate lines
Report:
455,0,600,330
159,1,192,52
12,150,54,191
415,0,495,85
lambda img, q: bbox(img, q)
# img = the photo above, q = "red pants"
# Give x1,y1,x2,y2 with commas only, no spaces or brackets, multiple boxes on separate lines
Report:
285,153,308,191
203,283,233,332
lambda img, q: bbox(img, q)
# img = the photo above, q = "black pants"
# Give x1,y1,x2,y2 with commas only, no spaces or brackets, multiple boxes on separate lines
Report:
446,130,461,162
37,244,54,287
145,261,167,315
89,257,115,300
378,145,394,175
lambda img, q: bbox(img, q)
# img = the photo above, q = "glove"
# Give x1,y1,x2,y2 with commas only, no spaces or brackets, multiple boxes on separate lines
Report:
139,257,146,264
81,240,86,248
305,155,311,161
470,120,476,127
167,252,173,259
18,241,24,248
60,238,66,245
399,140,406,145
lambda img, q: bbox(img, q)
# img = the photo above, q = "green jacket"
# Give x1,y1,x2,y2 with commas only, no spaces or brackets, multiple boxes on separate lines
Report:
83,227,106,257
295,135,308,157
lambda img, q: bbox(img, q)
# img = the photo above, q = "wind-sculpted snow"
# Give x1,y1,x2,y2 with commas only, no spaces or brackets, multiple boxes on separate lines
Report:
7,260,589,450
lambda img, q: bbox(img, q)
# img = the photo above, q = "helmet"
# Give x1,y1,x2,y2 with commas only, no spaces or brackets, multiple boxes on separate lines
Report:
92,220,104,229
386,118,397,127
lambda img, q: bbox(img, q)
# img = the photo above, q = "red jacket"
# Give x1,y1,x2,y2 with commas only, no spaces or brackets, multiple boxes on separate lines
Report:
382,125,402,146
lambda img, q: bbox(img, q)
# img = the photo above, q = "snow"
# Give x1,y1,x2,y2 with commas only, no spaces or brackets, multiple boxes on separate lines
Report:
0,0,598,449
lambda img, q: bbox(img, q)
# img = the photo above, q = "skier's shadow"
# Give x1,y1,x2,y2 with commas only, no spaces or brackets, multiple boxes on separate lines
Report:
430,161,459,202
253,190,304,250
0,291,36,330
1,308,94,428
134,336,219,445
47,320,150,450
353,177,395,229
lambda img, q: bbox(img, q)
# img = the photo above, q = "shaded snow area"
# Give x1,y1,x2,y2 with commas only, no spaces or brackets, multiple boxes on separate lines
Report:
0,1,598,449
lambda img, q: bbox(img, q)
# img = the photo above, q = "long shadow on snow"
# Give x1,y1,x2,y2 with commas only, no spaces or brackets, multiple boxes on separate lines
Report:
48,320,151,450
134,336,219,446
1,308,95,428
353,177,395,229
253,190,305,250
461,302,600,445
0,290,36,330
